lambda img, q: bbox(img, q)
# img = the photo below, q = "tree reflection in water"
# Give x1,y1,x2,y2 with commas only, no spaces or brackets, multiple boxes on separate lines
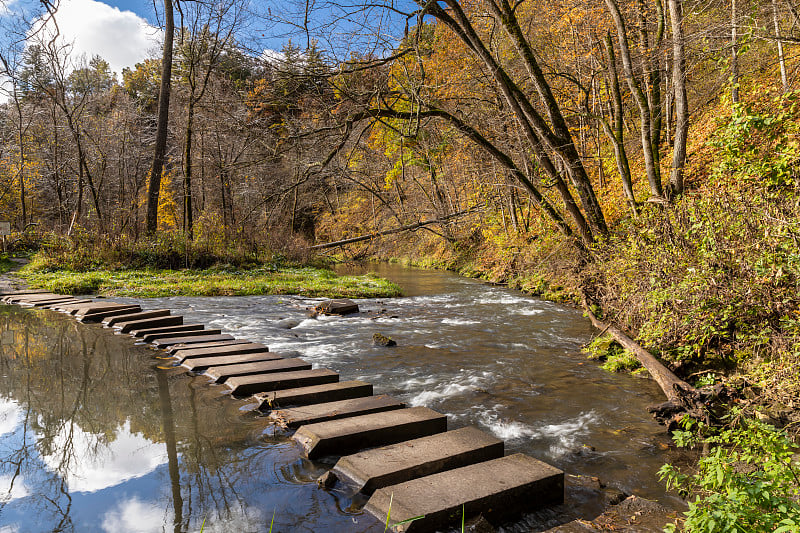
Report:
0,306,377,532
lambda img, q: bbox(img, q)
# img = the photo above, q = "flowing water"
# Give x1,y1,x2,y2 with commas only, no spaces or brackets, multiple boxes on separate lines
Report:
0,264,683,532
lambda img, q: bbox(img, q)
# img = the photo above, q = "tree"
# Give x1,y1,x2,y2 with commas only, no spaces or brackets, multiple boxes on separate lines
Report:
146,0,175,235
667,0,689,196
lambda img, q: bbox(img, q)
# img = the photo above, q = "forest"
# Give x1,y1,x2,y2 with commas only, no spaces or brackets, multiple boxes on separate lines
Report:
3,0,800,529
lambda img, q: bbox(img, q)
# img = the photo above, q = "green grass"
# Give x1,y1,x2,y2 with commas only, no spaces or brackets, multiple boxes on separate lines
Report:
0,254,16,274
16,265,402,298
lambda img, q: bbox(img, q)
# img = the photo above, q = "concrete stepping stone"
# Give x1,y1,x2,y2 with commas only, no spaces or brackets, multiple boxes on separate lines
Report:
153,334,234,348
182,352,284,372
269,395,405,429
256,381,373,410
166,339,252,354
51,300,97,312
332,426,504,494
142,328,221,343
205,358,311,383
129,323,205,338
227,369,339,397
117,315,183,334
103,309,170,326
37,298,91,308
364,454,564,532
171,342,269,360
5,293,61,303
76,305,142,322
19,296,74,306
293,406,447,459
0,289,50,297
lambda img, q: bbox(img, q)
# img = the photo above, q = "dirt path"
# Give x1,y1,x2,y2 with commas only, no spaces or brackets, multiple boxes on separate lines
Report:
0,258,29,293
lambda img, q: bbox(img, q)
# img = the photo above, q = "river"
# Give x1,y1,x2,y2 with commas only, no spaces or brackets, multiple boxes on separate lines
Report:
0,264,682,532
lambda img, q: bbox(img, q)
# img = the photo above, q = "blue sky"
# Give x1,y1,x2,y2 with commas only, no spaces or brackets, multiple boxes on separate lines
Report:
0,0,408,83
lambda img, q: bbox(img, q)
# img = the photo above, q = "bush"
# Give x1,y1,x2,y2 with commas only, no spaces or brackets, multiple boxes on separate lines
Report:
659,413,800,532
26,230,277,272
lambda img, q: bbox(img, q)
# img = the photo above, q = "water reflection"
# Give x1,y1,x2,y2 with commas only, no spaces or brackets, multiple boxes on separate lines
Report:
0,307,380,532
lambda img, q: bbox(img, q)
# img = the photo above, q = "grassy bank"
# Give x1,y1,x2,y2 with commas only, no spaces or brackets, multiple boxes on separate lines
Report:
16,265,401,298
15,236,401,298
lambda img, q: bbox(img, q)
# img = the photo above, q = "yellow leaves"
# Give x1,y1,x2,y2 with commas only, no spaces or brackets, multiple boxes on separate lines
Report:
157,167,179,232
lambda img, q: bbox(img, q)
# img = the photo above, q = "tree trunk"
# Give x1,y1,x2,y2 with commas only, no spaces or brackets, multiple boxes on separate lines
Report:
605,0,664,199
731,0,740,103
183,98,195,240
602,32,637,213
773,0,789,92
14,93,26,229
146,0,175,234
667,0,689,196
487,0,608,236
582,300,693,405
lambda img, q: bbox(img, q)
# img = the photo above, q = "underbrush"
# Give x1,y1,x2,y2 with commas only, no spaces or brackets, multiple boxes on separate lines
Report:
660,413,800,532
25,230,312,271
586,91,800,406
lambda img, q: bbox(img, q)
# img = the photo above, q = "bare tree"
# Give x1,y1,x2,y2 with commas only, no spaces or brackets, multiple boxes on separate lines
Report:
146,0,175,234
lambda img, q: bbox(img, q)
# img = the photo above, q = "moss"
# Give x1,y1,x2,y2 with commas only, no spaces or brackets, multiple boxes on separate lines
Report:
583,334,642,374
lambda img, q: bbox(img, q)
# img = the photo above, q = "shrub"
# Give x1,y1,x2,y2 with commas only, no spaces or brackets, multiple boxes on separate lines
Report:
659,413,800,532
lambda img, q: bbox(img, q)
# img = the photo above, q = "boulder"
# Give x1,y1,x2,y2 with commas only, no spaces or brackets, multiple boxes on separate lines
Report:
276,318,303,329
315,299,359,316
372,333,396,347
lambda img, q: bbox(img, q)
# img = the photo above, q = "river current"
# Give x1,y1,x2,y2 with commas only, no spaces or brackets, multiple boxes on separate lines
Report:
0,264,682,532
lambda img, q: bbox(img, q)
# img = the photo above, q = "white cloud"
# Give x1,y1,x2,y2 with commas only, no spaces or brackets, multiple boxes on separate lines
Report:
38,419,168,493
0,473,29,502
32,0,161,76
101,496,171,533
0,398,22,437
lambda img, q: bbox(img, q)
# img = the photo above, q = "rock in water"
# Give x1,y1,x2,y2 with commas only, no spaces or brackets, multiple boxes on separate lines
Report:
317,470,338,490
275,318,302,329
315,299,359,316
373,333,396,347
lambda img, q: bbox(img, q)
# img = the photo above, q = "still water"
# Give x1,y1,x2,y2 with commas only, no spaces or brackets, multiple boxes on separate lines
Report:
0,264,681,532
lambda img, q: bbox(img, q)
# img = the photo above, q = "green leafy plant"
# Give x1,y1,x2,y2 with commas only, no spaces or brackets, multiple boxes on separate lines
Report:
659,413,800,532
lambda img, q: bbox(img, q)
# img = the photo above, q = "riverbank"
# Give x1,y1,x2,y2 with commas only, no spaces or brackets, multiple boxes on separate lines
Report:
14,264,401,298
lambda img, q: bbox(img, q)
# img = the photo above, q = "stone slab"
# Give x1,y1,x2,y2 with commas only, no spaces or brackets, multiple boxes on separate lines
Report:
204,358,311,383
142,328,220,343
256,381,373,410
50,300,97,311
171,342,269,361
152,334,234,348
5,293,62,303
182,352,284,372
20,296,75,306
37,298,92,308
269,395,405,429
117,315,183,334
293,406,447,460
364,453,564,532
76,306,142,322
227,369,339,397
332,426,504,494
166,339,252,354
0,289,50,297
69,302,134,315
130,323,205,338
103,309,170,326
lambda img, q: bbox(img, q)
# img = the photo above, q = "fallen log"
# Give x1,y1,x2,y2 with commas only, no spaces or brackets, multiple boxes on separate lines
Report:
581,298,727,429
582,301,691,405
